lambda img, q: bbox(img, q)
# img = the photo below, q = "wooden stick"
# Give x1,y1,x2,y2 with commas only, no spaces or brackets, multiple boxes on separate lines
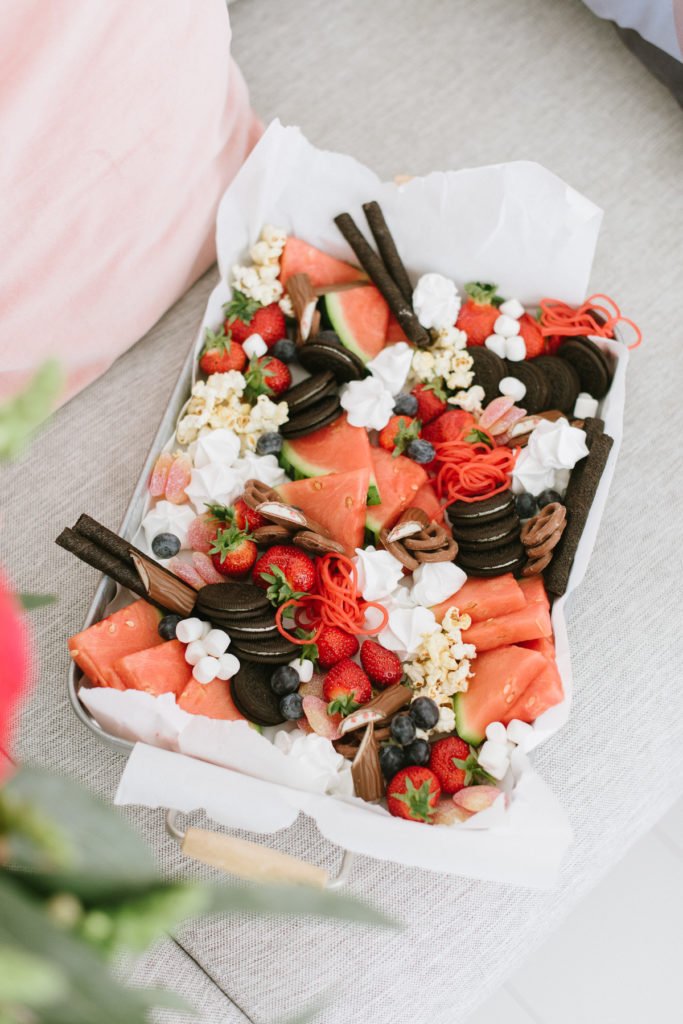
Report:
362,201,413,304
334,212,431,348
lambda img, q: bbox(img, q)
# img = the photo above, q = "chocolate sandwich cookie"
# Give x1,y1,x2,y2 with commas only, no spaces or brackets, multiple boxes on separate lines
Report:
456,540,526,578
451,511,521,552
281,371,337,414
558,337,613,399
503,359,551,414
447,490,515,527
468,347,506,405
544,426,613,596
532,356,581,415
280,394,343,439
194,582,270,621
218,613,281,641
298,336,366,383
230,664,286,726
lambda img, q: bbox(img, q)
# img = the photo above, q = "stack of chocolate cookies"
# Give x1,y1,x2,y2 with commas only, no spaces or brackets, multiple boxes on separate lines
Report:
280,369,343,439
446,490,525,577
194,582,298,665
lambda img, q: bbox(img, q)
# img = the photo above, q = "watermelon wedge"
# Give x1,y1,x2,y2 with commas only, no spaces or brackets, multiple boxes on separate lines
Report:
178,677,245,720
455,644,547,745
276,468,370,554
431,573,526,624
365,447,428,542
280,414,380,505
324,287,390,363
114,639,192,698
503,636,564,724
385,313,408,344
518,575,550,611
68,600,162,689
413,481,445,524
279,238,365,288
462,600,552,652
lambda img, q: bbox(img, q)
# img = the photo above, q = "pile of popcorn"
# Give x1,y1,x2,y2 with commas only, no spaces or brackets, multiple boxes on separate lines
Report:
410,325,474,392
404,607,476,733
176,371,288,450
230,224,293,316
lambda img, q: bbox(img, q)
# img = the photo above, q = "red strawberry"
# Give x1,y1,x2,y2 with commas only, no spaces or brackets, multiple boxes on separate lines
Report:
199,327,247,375
316,626,359,669
387,766,441,823
412,381,447,424
232,497,267,532
223,290,286,347
244,355,291,401
422,409,475,445
518,312,545,358
360,640,403,688
209,524,257,579
252,545,316,604
429,736,492,794
456,282,501,346
322,658,372,715
378,415,421,455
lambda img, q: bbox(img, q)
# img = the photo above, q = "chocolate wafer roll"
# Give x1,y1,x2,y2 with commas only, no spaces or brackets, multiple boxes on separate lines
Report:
73,514,135,566
362,201,413,305
334,212,431,348
56,528,147,597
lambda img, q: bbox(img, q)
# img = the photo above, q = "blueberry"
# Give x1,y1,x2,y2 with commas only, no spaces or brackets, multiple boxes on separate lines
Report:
256,432,283,456
280,692,304,720
407,439,435,464
404,738,431,767
271,665,300,696
514,492,538,520
379,744,406,780
158,614,182,640
409,697,440,730
393,392,419,417
271,338,297,363
537,488,562,509
151,532,181,559
390,713,417,746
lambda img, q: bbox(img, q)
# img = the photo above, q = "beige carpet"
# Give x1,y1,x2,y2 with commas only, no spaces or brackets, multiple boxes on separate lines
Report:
3,1,682,1021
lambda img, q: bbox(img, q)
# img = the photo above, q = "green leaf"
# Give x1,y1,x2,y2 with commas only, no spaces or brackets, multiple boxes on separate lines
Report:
19,593,57,611
0,946,67,1006
0,361,64,460
464,428,494,448
205,881,396,928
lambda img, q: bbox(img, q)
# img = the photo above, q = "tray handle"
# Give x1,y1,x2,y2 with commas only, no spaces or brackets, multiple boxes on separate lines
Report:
165,810,353,890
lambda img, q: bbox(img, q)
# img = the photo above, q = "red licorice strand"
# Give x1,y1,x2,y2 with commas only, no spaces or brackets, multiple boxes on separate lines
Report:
539,294,641,350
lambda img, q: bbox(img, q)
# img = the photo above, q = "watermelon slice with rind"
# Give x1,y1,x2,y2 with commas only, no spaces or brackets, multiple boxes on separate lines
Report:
276,468,370,554
280,414,380,505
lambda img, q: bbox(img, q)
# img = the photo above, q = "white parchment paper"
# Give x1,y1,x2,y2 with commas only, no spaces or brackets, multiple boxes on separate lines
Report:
98,121,627,885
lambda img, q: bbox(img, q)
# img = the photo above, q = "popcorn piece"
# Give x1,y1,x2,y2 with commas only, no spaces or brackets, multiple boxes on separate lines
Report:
448,385,485,414
403,607,475,732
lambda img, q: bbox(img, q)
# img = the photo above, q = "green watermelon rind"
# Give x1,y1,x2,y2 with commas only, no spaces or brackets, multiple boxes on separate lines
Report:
324,293,372,364
279,447,381,506
453,692,485,746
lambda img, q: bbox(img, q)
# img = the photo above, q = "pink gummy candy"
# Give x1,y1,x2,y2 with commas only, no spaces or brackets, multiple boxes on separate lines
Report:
192,551,225,584
302,696,342,740
187,513,218,553
165,453,191,504
149,452,173,497
167,556,204,590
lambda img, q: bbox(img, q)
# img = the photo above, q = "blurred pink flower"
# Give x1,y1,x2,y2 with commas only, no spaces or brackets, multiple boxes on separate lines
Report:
0,570,31,777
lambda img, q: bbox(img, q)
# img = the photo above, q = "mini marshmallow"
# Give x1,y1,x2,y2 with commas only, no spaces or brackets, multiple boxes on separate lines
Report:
289,657,314,683
184,640,207,666
193,655,221,684
216,652,241,680
493,314,521,338
243,333,268,359
176,617,204,644
203,629,230,657
200,620,212,639
504,336,527,361
485,721,508,744
477,741,510,781
484,334,507,358
506,718,535,751
573,392,599,419
499,376,527,402
499,298,524,319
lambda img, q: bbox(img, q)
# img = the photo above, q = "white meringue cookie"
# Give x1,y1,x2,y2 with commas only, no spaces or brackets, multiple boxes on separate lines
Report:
367,342,414,396
484,334,507,358
410,561,467,607
340,377,394,430
184,464,244,511
511,449,556,496
353,546,405,602
234,452,286,488
412,273,461,330
527,418,589,470
273,730,353,796
141,501,195,550
378,605,437,658
192,428,240,469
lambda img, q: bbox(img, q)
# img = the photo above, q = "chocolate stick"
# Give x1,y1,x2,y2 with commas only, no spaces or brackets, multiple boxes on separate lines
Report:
56,528,147,597
362,201,413,305
73,514,135,566
334,212,431,348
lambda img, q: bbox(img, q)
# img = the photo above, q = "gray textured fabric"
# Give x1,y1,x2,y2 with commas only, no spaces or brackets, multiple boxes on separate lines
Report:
3,0,683,1022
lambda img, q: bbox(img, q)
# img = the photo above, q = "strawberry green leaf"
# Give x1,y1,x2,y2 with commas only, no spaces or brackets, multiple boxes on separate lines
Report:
391,778,436,822
464,428,494,448
222,289,261,326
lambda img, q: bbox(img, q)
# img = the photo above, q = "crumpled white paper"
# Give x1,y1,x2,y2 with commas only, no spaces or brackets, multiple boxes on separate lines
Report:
94,120,628,885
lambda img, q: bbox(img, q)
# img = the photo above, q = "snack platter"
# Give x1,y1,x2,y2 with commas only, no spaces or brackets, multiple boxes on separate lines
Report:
61,125,635,882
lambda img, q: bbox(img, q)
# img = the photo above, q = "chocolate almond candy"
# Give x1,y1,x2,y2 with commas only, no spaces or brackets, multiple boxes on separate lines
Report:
251,524,293,545
293,530,346,556
285,273,318,342
243,479,281,510
351,724,384,803
255,501,308,530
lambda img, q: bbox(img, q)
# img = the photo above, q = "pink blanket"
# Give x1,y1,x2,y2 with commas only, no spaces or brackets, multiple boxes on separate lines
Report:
0,0,261,403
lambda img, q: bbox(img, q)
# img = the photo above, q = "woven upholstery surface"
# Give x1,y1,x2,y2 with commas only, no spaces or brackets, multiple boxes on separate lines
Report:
3,0,682,1021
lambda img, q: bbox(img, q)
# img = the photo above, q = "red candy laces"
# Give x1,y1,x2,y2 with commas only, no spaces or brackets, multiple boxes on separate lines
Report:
539,293,642,350
432,427,518,504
